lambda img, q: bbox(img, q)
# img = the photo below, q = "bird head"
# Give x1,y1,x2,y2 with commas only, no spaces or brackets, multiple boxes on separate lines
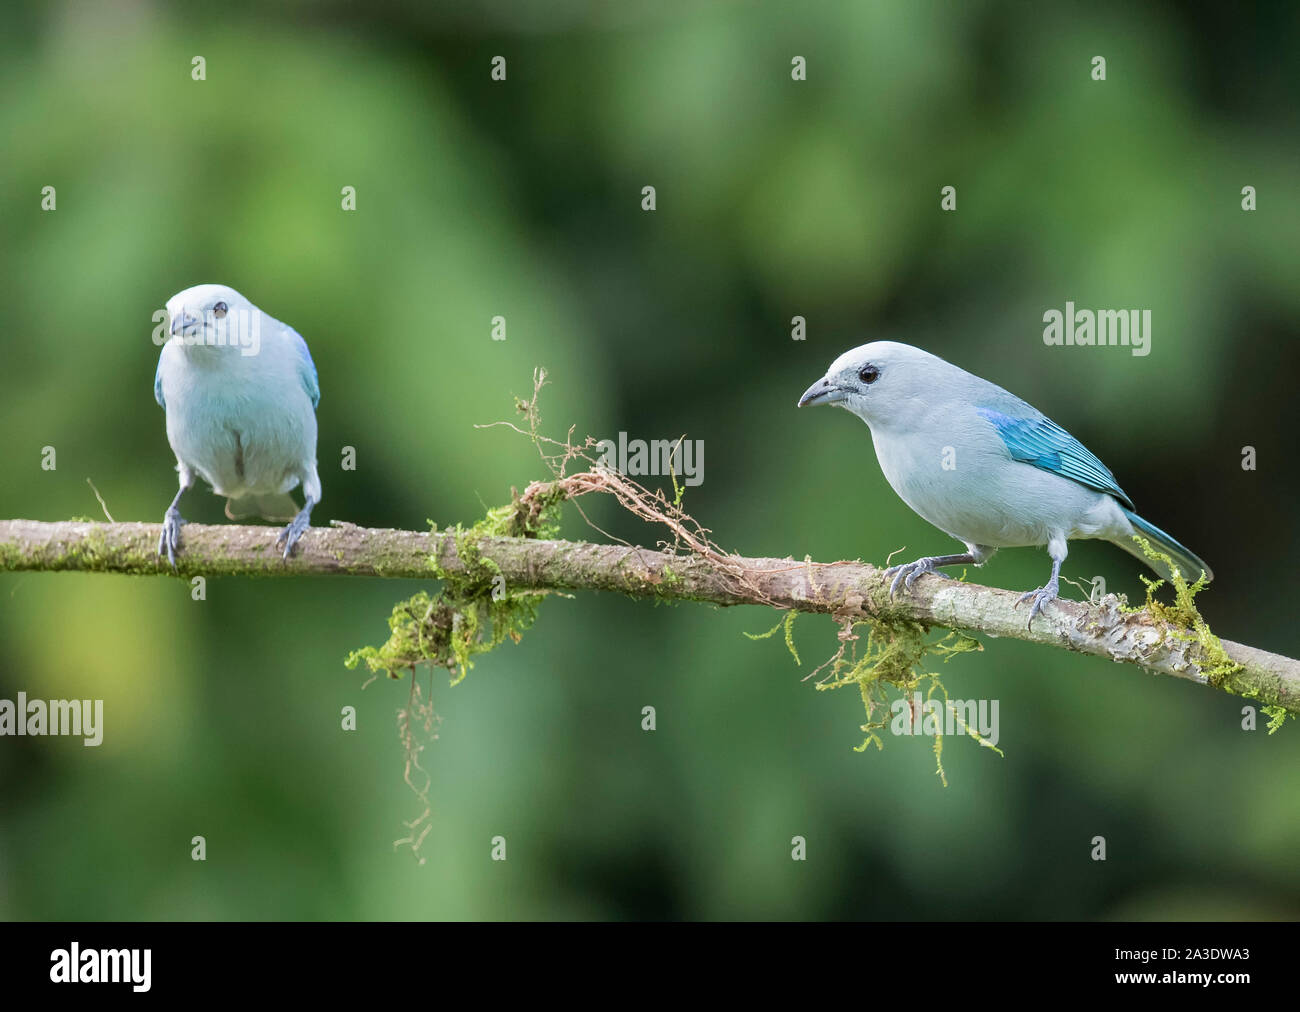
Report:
798,341,941,429
165,283,260,355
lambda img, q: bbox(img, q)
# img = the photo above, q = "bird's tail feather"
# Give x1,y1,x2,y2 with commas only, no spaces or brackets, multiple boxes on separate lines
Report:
1113,509,1213,584
225,492,299,522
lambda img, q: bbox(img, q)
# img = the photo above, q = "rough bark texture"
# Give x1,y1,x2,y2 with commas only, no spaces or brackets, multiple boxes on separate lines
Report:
1,518,1295,713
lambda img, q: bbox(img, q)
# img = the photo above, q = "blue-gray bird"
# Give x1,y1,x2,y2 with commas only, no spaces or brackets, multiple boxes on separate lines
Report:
797,342,1211,625
154,283,321,564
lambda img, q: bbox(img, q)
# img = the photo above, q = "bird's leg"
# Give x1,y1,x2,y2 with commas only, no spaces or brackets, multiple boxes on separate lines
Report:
1016,540,1066,630
158,467,194,567
276,495,317,560
884,552,978,598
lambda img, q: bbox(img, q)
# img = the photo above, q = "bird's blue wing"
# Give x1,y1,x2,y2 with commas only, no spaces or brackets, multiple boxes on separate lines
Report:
153,353,166,409
976,406,1133,509
288,328,320,409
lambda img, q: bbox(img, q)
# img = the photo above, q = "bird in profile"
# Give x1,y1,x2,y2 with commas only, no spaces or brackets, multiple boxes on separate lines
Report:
798,341,1211,626
154,283,321,565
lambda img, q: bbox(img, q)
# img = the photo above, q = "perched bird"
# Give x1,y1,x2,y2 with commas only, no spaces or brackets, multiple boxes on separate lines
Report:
154,283,321,564
797,341,1211,626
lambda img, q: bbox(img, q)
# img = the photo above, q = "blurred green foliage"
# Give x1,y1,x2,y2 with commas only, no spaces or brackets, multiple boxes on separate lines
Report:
1,0,1297,920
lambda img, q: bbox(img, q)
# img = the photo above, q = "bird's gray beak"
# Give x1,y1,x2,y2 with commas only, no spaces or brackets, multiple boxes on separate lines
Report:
170,310,198,336
798,376,844,408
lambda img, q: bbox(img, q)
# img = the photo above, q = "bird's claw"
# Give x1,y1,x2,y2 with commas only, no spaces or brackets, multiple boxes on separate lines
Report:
158,506,184,567
276,511,311,560
1015,579,1060,630
883,557,951,599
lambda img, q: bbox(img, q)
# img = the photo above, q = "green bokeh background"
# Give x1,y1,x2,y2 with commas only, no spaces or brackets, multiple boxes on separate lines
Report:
1,0,1297,920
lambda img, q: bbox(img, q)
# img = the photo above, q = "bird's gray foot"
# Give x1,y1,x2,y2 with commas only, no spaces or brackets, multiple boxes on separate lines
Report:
1016,576,1060,630
276,503,314,560
884,556,954,598
158,506,184,567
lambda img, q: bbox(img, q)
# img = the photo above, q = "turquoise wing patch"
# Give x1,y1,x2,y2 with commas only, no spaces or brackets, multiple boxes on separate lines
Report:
289,328,320,408
154,355,165,409
976,406,1133,509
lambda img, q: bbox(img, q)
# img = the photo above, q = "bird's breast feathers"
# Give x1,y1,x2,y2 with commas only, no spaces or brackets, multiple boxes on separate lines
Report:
158,337,317,497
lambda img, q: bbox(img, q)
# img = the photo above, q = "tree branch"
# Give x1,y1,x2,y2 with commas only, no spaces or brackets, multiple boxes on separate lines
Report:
1,517,1295,713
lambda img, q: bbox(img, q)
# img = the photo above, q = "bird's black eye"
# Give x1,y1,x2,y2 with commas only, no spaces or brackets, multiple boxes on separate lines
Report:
212,301,228,319
858,365,879,385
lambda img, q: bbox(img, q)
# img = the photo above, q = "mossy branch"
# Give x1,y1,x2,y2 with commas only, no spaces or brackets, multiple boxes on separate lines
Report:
1,512,1296,714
